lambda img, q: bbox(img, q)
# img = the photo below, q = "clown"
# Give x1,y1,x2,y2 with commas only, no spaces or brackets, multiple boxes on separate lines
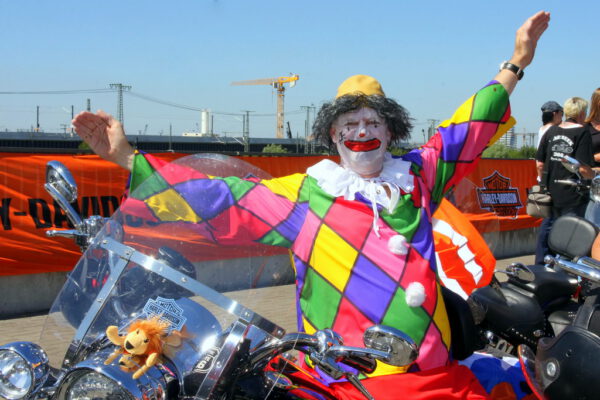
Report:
73,11,549,400
322,75,411,178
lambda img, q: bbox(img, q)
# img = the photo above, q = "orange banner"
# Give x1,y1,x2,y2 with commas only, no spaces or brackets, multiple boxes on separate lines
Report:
456,158,541,232
0,153,540,276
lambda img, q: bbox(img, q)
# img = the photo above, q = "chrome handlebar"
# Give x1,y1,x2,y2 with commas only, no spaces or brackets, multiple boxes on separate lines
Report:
544,255,600,284
554,179,580,187
249,328,388,374
248,327,414,400
46,215,108,251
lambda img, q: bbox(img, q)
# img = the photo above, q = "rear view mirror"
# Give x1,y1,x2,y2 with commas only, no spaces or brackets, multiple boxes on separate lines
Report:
46,160,78,203
560,155,581,174
506,262,535,282
44,161,83,229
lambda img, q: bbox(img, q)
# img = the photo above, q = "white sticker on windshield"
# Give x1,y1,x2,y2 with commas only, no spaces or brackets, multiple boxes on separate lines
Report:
142,296,187,332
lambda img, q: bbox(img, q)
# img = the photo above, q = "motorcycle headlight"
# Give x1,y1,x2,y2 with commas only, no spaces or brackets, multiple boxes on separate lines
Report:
0,350,31,399
62,370,133,400
55,354,171,400
0,342,49,400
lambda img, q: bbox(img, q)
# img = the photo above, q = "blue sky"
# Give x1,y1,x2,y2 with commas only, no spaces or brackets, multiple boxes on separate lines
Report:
1,1,599,146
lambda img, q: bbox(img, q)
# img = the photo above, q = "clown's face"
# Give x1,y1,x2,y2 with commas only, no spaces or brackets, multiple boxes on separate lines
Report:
331,107,391,177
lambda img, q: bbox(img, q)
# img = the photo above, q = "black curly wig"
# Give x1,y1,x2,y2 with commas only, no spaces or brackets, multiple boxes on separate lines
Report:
312,94,413,148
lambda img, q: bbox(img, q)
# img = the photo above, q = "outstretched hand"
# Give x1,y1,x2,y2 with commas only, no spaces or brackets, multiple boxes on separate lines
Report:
510,10,550,69
495,11,550,95
72,110,135,171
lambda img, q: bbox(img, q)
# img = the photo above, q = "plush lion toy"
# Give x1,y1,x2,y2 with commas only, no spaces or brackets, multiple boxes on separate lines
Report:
116,353,144,374
104,315,182,379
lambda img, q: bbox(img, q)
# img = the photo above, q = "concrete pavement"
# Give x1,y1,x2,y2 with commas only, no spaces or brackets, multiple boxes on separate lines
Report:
0,255,536,348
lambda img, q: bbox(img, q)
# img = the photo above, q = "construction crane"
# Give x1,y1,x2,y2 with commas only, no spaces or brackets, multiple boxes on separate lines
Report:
232,74,299,139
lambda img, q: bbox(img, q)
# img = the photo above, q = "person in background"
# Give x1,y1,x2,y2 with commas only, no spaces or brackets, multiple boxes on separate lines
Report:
536,97,594,225
584,88,600,225
534,101,563,264
536,101,563,148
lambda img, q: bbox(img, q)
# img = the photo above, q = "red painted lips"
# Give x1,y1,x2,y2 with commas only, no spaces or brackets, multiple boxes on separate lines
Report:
343,139,382,152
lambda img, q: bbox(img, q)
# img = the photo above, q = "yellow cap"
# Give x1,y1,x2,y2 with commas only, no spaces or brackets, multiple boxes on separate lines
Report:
335,74,385,99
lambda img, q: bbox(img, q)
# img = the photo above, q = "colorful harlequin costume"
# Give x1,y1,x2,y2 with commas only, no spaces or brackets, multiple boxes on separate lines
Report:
123,79,519,399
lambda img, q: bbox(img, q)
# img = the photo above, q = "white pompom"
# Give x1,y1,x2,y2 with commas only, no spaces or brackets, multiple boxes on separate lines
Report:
405,282,426,307
387,234,408,255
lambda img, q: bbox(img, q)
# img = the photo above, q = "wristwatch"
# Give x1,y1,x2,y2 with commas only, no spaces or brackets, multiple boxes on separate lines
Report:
500,61,524,80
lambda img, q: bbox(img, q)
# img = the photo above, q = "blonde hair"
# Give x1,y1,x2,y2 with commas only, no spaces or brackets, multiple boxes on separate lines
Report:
585,88,600,123
563,97,588,120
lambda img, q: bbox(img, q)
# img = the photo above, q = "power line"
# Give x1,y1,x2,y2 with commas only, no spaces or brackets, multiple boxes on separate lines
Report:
253,110,305,117
128,91,245,115
0,89,113,95
1,86,307,131
127,91,204,112
127,90,304,116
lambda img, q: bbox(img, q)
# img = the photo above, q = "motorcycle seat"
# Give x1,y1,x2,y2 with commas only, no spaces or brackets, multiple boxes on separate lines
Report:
549,215,599,259
508,264,578,307
470,284,545,346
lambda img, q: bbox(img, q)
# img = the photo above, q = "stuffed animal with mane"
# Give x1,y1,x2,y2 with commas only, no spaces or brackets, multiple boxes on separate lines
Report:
104,315,183,379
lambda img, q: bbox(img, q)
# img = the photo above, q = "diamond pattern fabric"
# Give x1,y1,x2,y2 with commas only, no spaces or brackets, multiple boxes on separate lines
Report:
124,81,513,381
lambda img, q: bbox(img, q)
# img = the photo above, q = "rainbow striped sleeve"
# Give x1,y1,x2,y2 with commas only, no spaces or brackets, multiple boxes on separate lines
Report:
415,81,515,206
123,152,306,248
129,150,167,194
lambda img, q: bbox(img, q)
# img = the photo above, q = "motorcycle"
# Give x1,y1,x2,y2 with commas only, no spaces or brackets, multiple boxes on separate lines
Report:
469,215,600,356
0,155,424,400
468,155,600,356
553,155,594,198
518,234,600,399
513,155,600,399
555,154,600,227
468,242,579,354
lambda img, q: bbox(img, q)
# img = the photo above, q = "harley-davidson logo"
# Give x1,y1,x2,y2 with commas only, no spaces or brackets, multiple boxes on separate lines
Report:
476,171,522,218
142,296,187,333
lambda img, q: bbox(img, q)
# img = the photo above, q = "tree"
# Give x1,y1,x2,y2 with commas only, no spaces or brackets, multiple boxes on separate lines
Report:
483,143,512,158
518,145,537,159
388,146,409,156
482,143,537,159
78,141,91,151
262,144,288,154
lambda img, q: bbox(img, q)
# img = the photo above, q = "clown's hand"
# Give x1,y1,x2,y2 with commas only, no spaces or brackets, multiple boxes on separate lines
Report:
511,11,550,70
72,110,135,171
495,11,549,95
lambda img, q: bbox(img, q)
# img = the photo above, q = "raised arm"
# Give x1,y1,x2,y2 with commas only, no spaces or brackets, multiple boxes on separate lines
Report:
416,11,550,206
494,11,550,95
72,110,135,171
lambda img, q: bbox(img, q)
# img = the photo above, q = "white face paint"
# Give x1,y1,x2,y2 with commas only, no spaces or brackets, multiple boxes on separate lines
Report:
330,107,391,177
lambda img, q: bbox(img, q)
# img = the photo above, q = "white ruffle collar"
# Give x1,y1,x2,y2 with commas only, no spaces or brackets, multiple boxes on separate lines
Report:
306,152,414,214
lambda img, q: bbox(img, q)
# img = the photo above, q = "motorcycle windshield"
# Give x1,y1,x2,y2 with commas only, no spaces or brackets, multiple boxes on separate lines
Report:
451,177,501,253
39,154,298,385
432,177,500,301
